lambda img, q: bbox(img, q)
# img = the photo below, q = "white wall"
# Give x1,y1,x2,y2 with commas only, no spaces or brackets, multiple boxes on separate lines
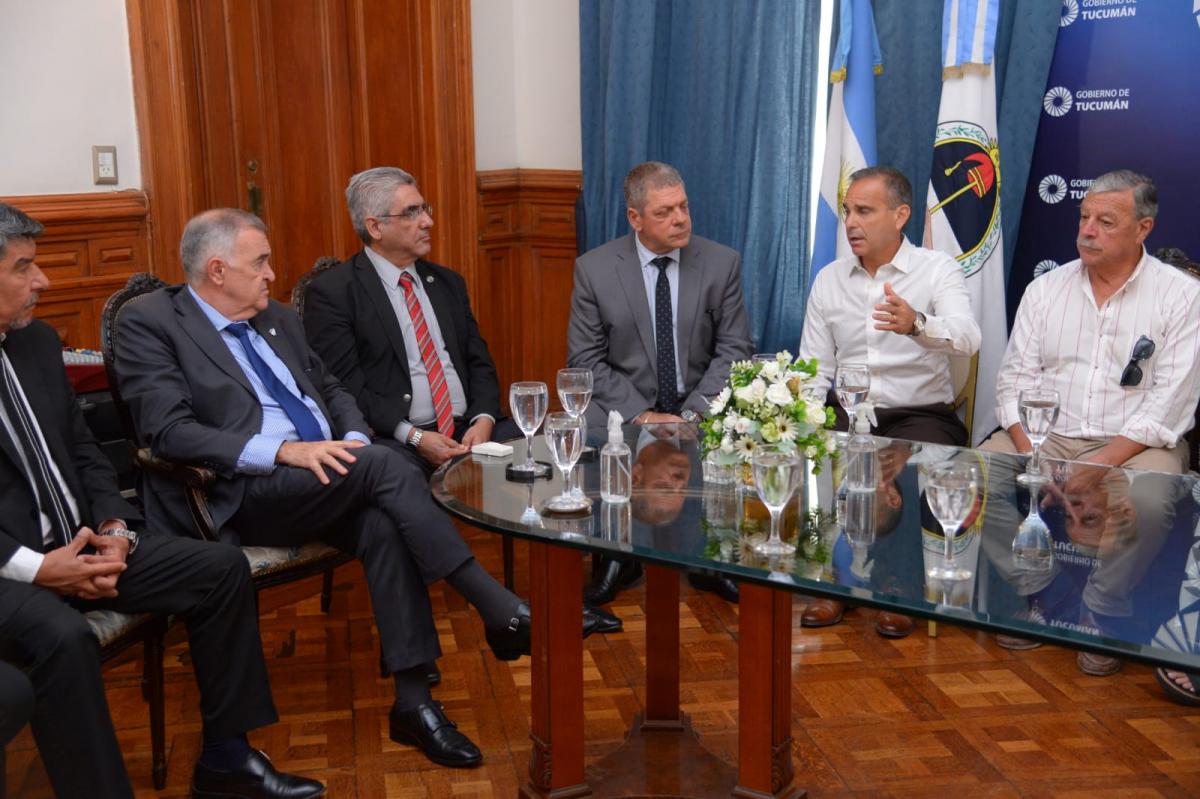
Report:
472,0,582,171
0,0,141,195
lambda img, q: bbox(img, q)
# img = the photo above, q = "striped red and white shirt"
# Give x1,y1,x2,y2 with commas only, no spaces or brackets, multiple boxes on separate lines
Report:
996,251,1200,449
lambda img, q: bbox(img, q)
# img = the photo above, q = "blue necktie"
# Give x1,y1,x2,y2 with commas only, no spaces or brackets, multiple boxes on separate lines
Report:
226,323,325,442
652,256,680,415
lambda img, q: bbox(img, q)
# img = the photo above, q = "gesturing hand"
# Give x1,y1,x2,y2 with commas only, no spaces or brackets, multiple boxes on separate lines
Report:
33,529,127,600
873,282,918,335
276,439,366,484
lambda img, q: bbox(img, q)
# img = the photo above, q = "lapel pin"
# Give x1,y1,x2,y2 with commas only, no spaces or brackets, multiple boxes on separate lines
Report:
268,328,277,336
426,275,434,284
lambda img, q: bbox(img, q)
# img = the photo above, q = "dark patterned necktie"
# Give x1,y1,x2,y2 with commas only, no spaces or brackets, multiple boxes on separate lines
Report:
0,345,76,549
651,256,679,415
226,323,325,442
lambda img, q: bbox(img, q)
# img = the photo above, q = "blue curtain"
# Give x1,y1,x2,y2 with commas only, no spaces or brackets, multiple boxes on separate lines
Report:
868,0,1060,282
580,0,822,353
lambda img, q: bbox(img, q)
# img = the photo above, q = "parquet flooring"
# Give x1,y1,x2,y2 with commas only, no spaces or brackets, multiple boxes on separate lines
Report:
7,524,1200,797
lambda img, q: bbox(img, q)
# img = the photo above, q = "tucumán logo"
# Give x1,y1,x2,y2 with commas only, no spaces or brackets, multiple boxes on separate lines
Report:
1043,87,1073,117
1061,0,1079,26
1034,259,1061,277
1039,175,1068,204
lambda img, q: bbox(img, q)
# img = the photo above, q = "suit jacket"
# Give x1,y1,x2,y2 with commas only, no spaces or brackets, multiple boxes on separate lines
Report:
0,321,140,566
113,285,369,536
567,232,754,426
302,251,501,439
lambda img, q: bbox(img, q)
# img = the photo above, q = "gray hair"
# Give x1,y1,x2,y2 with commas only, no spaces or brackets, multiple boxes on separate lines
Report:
0,203,45,260
1087,169,1158,220
848,165,913,210
346,167,417,244
180,208,267,282
623,161,684,213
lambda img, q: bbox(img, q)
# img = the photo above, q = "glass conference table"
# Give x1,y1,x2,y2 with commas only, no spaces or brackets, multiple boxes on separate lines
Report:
431,425,1200,798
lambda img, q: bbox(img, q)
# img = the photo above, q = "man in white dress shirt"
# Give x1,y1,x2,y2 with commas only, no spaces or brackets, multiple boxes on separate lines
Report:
982,169,1200,675
800,166,982,446
799,166,982,637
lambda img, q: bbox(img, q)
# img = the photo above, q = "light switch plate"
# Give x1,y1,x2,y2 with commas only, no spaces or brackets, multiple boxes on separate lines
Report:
92,145,118,185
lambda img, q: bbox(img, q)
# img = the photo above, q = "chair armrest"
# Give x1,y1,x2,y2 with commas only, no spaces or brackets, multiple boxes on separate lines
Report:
133,447,215,488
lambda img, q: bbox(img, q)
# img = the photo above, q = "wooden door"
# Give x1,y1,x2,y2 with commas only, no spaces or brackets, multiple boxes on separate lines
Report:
127,0,477,293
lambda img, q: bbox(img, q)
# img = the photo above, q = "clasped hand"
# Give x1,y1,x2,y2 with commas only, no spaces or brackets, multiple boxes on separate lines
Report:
34,528,128,600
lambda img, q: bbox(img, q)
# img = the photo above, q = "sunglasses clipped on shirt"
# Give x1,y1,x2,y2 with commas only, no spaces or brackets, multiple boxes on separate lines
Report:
1119,335,1155,387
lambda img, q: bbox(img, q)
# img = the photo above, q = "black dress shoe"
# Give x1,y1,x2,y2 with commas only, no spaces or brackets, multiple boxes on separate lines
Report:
687,572,740,604
192,749,325,799
584,604,623,634
389,701,482,768
486,602,603,661
583,558,643,606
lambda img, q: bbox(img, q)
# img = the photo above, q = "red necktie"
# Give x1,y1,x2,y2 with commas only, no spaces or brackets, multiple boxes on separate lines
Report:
399,272,455,437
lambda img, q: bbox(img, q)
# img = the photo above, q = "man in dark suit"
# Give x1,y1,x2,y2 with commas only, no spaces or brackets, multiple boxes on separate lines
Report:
302,166,518,474
568,161,754,603
0,203,323,799
113,208,596,770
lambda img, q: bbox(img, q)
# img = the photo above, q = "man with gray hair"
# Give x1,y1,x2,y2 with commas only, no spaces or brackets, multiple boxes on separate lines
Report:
303,166,518,474
568,161,754,605
114,208,602,770
983,169,1200,674
0,203,323,798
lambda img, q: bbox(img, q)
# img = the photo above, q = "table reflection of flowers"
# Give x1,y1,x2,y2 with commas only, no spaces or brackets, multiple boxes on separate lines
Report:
701,502,834,573
699,351,834,475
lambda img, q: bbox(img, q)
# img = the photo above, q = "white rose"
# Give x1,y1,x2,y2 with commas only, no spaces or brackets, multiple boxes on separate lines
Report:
765,381,793,407
759,360,781,381
734,378,767,405
734,416,752,434
805,402,827,425
720,435,734,453
723,414,739,431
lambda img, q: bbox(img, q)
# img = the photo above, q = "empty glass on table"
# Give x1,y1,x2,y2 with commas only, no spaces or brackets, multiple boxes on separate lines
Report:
509,381,549,476
543,412,591,513
556,368,593,497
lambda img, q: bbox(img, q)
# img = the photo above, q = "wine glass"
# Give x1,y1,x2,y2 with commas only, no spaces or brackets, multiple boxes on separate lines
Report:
925,462,978,584
1018,388,1060,482
509,381,549,475
556,368,593,497
835,363,870,440
543,412,590,512
751,447,802,555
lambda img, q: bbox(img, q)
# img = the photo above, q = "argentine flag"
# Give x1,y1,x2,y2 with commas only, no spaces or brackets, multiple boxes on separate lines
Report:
923,0,1006,445
810,0,882,286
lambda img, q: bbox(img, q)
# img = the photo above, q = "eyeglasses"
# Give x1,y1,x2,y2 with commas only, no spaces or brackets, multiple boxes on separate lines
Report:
1119,335,1155,387
376,204,433,222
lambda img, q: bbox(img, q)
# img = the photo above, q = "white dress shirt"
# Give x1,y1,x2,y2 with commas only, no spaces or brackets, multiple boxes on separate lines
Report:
996,250,1200,449
633,235,685,394
799,237,981,408
365,248,490,442
0,346,82,582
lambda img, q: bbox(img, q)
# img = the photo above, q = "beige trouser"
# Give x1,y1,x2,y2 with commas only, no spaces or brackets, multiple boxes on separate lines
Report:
977,431,1185,615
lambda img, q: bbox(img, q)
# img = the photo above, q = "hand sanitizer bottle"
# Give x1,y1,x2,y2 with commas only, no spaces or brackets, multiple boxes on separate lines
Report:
600,410,632,503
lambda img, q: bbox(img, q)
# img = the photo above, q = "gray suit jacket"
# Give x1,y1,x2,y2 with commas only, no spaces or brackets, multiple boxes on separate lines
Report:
113,285,369,536
567,232,754,426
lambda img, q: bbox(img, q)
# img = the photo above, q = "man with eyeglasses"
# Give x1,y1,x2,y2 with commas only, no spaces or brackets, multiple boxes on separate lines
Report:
303,167,519,474
981,169,1200,674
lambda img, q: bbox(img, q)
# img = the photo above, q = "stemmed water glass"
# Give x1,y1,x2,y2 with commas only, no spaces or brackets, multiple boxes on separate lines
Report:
835,363,871,441
543,412,591,512
1018,388,1060,482
925,461,979,584
509,381,550,477
751,447,803,555
1012,388,1060,572
556,368,593,497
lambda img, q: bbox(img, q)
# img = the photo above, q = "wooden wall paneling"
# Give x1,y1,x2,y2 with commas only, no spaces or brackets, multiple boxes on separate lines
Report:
126,0,205,284
476,169,582,414
0,192,151,349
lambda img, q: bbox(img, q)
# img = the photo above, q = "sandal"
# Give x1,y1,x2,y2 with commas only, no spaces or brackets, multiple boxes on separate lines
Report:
1154,667,1200,707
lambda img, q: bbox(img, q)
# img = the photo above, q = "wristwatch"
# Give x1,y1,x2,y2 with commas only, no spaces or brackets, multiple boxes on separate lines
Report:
100,527,139,555
680,409,702,424
408,428,424,450
908,311,927,337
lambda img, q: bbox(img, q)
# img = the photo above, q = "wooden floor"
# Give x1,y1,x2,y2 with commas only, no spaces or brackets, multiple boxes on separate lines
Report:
7,524,1200,798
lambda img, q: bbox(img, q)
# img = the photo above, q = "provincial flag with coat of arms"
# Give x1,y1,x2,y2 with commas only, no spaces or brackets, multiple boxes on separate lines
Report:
924,0,1007,446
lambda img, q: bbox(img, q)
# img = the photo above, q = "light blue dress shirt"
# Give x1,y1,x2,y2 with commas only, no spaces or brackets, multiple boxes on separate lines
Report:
187,288,369,473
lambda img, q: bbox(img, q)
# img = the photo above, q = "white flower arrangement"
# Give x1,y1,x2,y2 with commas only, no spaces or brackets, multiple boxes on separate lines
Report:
700,351,834,467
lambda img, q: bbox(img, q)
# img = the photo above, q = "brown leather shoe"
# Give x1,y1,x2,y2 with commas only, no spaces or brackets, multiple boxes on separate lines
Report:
874,611,913,639
1077,651,1123,676
801,598,845,627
